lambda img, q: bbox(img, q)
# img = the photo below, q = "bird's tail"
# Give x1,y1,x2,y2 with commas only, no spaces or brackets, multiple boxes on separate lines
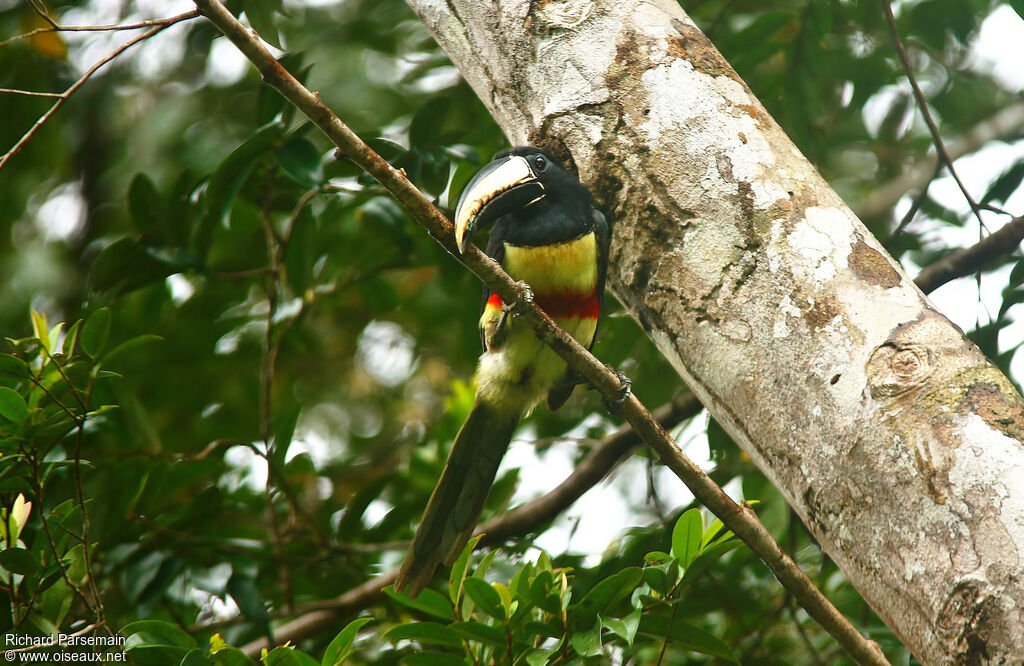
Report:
395,400,520,596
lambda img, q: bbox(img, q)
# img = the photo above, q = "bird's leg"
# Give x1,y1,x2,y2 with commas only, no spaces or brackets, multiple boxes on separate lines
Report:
491,281,534,348
601,364,632,416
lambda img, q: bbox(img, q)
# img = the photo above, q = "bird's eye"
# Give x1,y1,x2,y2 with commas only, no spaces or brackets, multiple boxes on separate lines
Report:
532,155,548,172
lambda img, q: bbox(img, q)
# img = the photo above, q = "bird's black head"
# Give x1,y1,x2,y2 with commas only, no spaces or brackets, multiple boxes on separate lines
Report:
454,146,594,253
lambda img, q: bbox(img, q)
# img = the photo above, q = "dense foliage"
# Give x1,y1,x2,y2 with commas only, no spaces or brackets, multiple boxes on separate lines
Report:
2,0,1022,663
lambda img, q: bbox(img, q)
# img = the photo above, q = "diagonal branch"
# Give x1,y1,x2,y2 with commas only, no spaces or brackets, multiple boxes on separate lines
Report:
914,216,1024,294
192,1,890,663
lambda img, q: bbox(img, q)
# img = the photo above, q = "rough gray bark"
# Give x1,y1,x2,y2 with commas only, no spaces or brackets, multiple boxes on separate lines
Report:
405,1,1024,663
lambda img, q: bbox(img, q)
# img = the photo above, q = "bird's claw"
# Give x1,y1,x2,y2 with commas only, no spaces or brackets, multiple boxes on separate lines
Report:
493,282,534,348
602,365,632,415
502,281,534,317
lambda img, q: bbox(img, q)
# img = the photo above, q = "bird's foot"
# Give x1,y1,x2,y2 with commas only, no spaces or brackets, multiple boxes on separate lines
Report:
503,281,534,316
492,282,534,347
601,365,632,416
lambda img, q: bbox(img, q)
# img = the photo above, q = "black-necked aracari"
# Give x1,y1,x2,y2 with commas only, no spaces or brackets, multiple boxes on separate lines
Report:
395,146,609,596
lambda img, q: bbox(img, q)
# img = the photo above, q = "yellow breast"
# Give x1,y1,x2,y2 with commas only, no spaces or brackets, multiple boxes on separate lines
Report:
501,232,598,295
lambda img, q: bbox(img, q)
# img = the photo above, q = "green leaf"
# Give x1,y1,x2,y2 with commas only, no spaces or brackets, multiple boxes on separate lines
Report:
81,308,112,358
103,335,163,365
571,567,643,626
244,0,283,49
637,613,738,662
31,311,49,352
227,572,269,625
180,649,214,666
398,653,465,666
448,534,480,603
0,355,29,377
285,206,316,294
197,123,283,259
0,547,39,575
602,608,641,647
0,387,29,424
276,136,321,187
383,622,462,648
384,586,456,622
671,508,703,568
211,647,258,666
982,160,1024,206
680,540,744,590
263,646,318,666
322,617,372,666
462,577,503,618
569,622,603,657
448,620,505,646
409,97,451,149
1012,0,1024,20
122,620,198,648
129,173,163,234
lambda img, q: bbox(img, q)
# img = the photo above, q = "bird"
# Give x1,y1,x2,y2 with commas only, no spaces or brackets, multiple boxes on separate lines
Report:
395,146,610,596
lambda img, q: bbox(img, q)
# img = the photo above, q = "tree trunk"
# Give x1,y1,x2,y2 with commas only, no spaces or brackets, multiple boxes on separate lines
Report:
405,1,1024,663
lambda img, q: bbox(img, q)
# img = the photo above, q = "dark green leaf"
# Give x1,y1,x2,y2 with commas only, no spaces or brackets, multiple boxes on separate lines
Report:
571,567,642,626
384,586,456,622
638,613,737,662
129,173,163,234
383,622,461,648
679,540,743,589
0,547,39,575
448,620,505,646
982,160,1024,206
0,355,29,377
122,620,198,648
285,206,316,294
197,123,284,258
276,136,321,187
227,572,268,625
398,653,466,666
180,649,213,666
409,97,451,149
0,387,29,424
462,577,503,618
211,648,257,666
244,0,283,49
81,307,111,358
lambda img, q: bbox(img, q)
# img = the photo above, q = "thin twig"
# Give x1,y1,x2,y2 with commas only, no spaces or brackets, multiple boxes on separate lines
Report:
880,0,985,229
0,14,198,49
0,88,64,98
887,163,940,242
0,10,200,173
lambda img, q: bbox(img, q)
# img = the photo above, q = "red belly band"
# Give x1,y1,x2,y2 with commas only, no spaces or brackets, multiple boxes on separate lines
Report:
486,290,599,319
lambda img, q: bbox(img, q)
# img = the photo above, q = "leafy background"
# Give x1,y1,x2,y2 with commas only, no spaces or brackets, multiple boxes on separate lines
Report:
2,0,1023,663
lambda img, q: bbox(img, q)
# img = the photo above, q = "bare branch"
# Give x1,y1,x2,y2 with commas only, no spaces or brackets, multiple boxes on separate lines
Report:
0,10,200,173
191,1,890,663
915,216,1024,294
0,15,200,49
